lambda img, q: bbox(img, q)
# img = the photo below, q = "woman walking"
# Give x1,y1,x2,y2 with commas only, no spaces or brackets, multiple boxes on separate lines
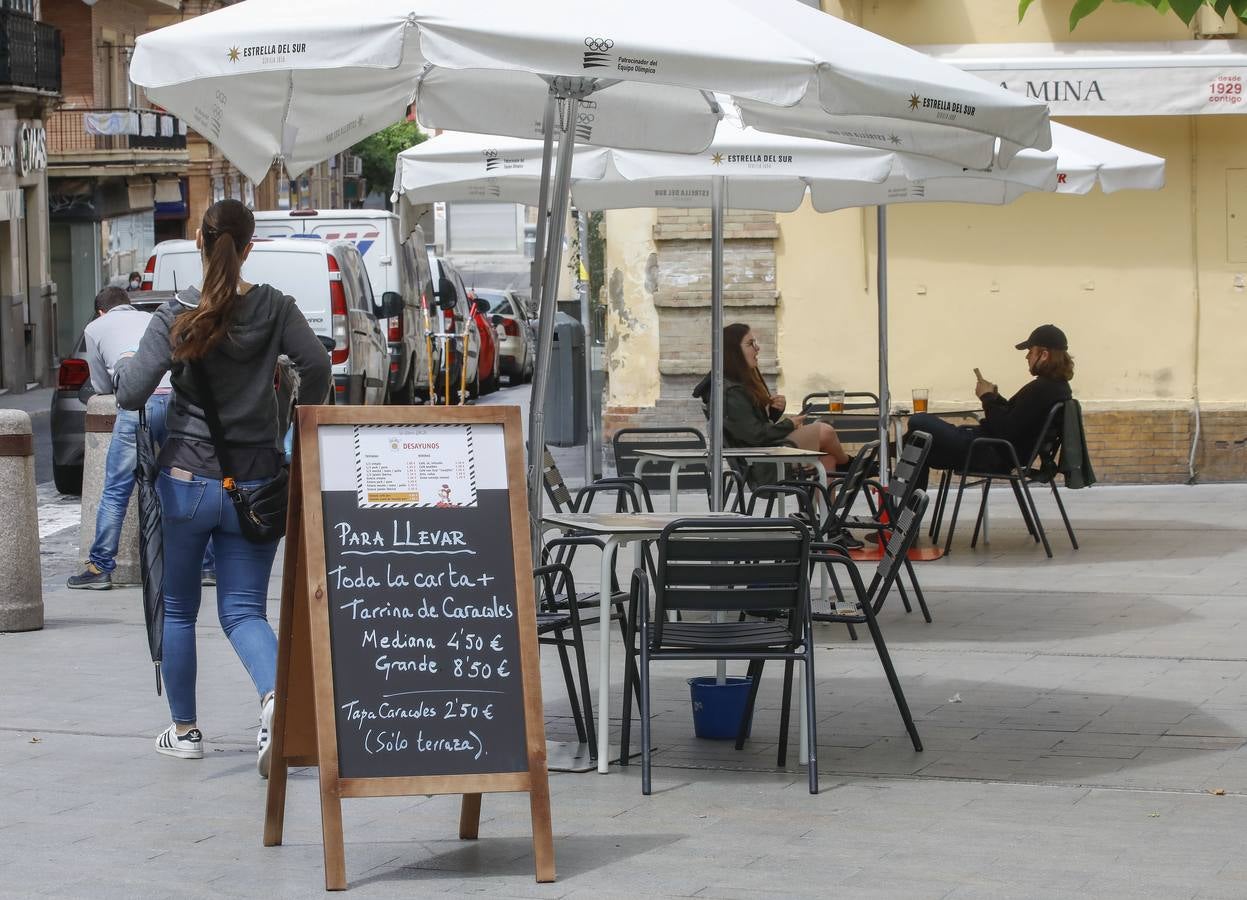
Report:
694,323,851,471
116,199,331,776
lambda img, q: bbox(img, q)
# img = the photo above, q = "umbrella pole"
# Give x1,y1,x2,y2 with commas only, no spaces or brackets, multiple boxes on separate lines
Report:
530,90,557,307
711,175,727,685
876,205,890,488
528,93,580,558
578,209,597,483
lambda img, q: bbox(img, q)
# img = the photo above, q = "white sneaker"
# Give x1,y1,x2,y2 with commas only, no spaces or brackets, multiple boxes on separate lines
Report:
257,692,275,778
156,724,204,760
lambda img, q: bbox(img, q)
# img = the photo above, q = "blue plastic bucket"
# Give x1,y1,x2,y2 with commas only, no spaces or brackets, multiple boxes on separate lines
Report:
688,676,753,740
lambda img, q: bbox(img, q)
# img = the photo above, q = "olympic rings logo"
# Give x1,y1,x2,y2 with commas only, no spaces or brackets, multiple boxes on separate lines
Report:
584,38,614,52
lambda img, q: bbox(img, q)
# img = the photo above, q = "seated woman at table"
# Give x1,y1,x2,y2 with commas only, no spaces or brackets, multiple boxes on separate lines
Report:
693,323,851,472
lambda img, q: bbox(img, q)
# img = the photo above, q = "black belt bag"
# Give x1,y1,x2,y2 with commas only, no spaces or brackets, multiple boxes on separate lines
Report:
191,361,289,544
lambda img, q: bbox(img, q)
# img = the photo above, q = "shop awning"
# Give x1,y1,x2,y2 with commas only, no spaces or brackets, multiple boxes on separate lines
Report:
917,40,1247,116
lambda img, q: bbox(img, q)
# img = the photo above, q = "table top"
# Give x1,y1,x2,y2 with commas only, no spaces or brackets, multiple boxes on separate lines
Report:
634,446,824,461
543,510,754,536
888,408,981,419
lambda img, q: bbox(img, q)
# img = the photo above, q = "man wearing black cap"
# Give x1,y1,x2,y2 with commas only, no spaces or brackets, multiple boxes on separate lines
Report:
906,324,1074,490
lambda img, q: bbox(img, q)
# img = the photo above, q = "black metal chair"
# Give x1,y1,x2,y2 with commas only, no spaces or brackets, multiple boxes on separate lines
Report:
534,563,597,750
806,490,930,754
844,431,933,622
931,402,1076,559
612,426,746,512
801,391,884,462
620,518,818,795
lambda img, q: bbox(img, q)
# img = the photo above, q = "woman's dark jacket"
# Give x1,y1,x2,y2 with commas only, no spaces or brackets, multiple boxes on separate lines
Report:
692,373,795,447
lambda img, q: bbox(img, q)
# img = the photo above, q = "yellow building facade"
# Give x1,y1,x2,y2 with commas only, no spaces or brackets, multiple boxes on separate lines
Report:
601,1,1247,483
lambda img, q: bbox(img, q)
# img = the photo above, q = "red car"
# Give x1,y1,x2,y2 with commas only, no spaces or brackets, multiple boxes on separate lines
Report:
466,290,503,396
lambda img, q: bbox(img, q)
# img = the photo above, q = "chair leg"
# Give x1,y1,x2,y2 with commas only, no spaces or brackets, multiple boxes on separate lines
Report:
554,636,588,745
930,469,951,543
863,612,922,752
942,472,971,556
1050,481,1079,549
1010,478,1037,537
1018,477,1053,558
736,660,765,751
803,645,819,795
970,478,991,549
903,557,932,624
895,574,914,614
777,659,794,768
616,600,643,715
640,628,652,794
619,635,635,768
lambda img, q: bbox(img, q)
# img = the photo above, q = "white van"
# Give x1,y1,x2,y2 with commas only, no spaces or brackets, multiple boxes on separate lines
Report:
140,238,396,405
252,210,436,404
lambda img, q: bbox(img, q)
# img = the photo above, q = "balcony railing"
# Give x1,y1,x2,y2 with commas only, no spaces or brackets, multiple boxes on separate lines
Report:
47,108,188,156
0,10,61,94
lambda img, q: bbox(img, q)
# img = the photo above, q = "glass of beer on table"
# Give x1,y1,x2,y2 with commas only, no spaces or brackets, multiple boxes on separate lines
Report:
912,388,929,414
828,389,845,413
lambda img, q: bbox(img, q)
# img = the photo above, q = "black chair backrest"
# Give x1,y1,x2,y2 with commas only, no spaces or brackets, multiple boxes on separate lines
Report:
865,489,929,604
613,427,709,493
652,518,810,647
880,430,932,520
801,392,882,449
542,448,573,513
825,440,880,532
1026,402,1067,471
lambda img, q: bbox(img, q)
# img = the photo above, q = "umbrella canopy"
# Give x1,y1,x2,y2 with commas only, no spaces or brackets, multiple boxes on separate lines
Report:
130,0,1052,183
729,0,1050,167
809,122,1165,211
134,409,164,695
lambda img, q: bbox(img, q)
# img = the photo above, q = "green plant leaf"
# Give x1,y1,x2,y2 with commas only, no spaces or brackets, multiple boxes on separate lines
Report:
1018,0,1039,22
1213,0,1232,17
1230,0,1247,20
1069,0,1107,28
1168,0,1208,21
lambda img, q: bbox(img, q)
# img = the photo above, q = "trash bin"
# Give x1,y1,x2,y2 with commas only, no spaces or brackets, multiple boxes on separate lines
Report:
688,676,753,740
544,312,587,447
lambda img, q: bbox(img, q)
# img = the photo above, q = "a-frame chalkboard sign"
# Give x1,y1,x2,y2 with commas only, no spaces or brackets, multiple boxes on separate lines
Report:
263,405,554,891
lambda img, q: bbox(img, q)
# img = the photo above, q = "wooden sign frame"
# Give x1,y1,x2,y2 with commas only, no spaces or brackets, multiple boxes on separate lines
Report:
263,405,554,891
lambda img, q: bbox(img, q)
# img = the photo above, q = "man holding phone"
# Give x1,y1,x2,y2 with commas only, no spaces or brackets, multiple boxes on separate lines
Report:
905,324,1074,489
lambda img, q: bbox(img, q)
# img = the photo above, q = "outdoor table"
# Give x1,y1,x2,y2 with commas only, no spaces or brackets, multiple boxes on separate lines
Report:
633,446,829,512
543,510,766,773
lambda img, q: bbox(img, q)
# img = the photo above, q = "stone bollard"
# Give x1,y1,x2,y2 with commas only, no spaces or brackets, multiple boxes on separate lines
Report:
0,409,43,631
80,394,140,585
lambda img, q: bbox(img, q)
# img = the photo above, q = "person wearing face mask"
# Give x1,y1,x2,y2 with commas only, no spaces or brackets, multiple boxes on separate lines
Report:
904,324,1074,491
127,271,143,292
693,323,851,474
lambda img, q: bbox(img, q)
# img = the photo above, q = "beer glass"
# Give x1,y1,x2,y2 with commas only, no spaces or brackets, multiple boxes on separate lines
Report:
912,388,929,414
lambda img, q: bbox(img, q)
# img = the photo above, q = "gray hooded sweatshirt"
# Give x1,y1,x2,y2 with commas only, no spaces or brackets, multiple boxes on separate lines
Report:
115,285,331,479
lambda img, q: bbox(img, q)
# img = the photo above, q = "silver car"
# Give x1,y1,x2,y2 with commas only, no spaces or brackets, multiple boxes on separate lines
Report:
473,288,534,383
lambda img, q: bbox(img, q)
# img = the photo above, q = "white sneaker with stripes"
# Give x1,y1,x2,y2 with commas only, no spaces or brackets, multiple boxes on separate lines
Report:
155,724,204,760
257,692,275,778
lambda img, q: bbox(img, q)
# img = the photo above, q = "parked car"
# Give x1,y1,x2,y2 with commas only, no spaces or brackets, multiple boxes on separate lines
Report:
472,288,534,383
426,253,484,399
50,293,171,495
141,237,397,405
252,210,437,405
468,293,502,396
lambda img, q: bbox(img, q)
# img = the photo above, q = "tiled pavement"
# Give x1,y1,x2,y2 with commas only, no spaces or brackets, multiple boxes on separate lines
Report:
5,419,1247,897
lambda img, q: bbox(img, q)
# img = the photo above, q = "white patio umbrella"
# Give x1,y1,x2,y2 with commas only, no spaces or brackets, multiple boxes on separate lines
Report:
130,0,1053,545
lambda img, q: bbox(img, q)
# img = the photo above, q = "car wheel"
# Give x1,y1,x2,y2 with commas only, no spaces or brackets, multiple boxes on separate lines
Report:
53,464,83,496
391,363,413,405
468,369,480,401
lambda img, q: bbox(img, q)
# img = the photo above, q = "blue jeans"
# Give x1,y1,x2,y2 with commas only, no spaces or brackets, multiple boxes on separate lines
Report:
90,394,168,573
157,469,280,725
89,393,215,574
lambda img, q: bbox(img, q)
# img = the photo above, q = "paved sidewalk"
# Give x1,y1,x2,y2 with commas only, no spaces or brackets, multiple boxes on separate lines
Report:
4,482,1247,898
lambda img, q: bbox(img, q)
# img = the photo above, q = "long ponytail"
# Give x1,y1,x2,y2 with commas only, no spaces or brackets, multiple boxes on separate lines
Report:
171,199,254,361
